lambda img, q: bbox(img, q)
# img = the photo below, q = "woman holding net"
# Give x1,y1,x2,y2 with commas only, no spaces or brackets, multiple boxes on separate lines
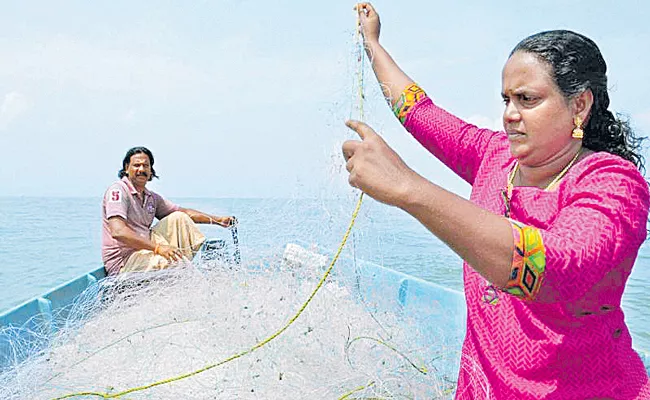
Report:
343,3,650,399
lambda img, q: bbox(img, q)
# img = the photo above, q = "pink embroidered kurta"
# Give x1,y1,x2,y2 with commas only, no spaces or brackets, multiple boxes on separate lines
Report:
399,87,650,399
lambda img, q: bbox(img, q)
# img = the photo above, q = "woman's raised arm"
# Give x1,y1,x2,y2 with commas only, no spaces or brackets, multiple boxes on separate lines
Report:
357,3,414,106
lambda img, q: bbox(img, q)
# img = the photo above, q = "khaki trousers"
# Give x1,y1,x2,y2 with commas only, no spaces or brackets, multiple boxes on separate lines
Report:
120,211,206,273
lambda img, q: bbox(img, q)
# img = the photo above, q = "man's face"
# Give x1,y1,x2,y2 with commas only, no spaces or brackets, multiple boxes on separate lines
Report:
126,153,152,189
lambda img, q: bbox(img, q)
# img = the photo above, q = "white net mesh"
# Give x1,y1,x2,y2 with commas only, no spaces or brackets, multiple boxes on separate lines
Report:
1,249,461,399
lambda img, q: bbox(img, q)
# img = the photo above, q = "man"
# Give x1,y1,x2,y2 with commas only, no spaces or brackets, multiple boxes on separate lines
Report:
101,146,235,275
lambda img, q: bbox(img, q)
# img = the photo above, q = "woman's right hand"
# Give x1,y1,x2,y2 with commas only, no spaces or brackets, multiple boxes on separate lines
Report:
356,3,381,44
343,120,419,208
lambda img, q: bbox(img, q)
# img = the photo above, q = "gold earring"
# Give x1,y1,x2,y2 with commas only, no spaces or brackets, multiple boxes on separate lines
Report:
572,116,584,139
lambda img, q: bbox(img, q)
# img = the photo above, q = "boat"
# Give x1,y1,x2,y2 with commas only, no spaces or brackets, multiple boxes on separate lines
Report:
1,240,649,379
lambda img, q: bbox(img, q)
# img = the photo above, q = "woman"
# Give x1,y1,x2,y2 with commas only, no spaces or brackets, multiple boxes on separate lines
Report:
343,3,650,399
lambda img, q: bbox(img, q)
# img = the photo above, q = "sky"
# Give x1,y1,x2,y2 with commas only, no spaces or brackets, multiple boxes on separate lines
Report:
1,0,649,199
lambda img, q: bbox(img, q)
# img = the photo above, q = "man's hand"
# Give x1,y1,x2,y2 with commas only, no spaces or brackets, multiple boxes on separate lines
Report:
342,120,419,208
215,216,237,228
155,244,184,262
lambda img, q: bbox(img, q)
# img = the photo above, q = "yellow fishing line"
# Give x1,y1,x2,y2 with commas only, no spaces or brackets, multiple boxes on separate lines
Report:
337,380,375,399
355,9,365,122
347,335,428,375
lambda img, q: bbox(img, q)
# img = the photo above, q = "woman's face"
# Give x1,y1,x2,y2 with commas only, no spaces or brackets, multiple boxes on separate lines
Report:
501,51,576,166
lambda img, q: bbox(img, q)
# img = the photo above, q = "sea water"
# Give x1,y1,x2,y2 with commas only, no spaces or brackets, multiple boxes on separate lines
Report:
1,196,649,352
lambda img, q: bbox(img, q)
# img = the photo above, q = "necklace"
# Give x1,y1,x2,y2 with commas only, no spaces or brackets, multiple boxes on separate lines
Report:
485,148,583,306
502,148,582,217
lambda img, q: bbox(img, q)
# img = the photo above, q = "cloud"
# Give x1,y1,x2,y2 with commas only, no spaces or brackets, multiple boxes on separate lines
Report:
0,35,214,95
120,108,137,123
635,109,650,128
0,34,346,121
0,91,31,130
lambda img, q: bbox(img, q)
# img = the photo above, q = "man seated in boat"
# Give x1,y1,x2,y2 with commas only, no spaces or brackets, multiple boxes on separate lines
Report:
101,146,235,275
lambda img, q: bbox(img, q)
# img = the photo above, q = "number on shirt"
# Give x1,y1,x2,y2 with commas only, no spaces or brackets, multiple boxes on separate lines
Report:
109,190,121,202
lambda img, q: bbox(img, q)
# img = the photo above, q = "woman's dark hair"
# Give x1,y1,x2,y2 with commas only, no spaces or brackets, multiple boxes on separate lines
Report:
118,146,159,181
511,30,645,173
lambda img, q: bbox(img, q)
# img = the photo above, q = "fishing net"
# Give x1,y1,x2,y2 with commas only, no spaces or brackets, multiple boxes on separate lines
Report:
0,243,465,399
0,15,482,400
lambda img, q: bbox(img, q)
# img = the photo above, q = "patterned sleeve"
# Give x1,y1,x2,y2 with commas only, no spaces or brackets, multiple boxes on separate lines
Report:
153,193,180,220
396,83,501,185
499,157,649,303
104,183,129,220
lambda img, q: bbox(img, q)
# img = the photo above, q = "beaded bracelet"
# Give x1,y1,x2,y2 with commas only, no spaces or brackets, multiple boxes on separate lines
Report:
392,83,427,124
502,220,546,301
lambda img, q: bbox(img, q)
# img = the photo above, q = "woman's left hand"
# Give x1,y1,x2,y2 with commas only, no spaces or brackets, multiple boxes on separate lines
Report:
342,120,419,208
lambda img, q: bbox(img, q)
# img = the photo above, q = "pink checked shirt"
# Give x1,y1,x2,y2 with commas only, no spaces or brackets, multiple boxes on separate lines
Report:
400,88,650,399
